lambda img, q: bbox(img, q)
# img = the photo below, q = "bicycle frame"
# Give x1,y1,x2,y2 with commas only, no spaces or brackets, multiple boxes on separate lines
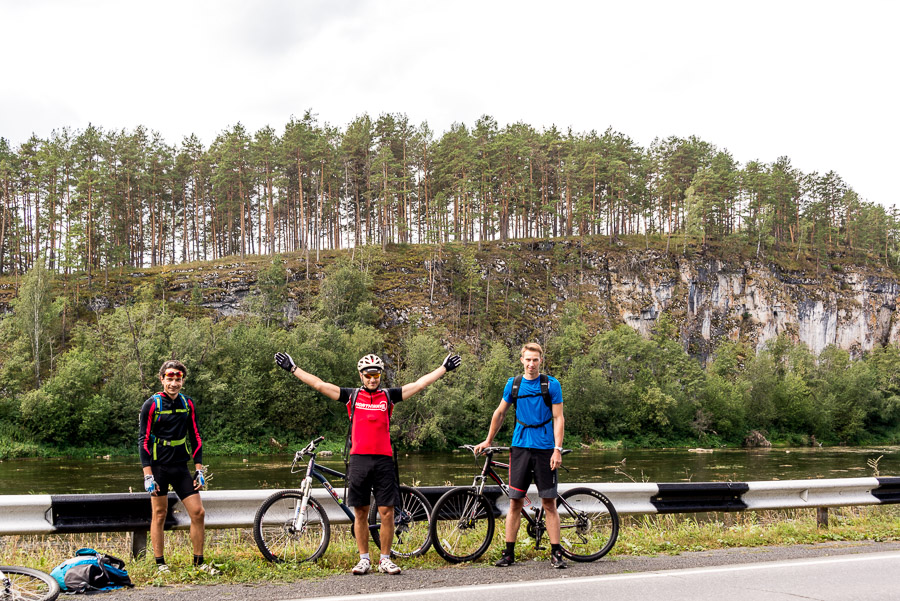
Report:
255,436,434,563
290,441,358,530
471,446,595,550
468,447,552,548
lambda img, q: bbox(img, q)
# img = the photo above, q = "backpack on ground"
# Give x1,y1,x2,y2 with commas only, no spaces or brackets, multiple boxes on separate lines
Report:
50,548,134,593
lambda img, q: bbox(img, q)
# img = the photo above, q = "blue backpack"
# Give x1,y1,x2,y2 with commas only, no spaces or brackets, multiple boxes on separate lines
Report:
50,548,133,593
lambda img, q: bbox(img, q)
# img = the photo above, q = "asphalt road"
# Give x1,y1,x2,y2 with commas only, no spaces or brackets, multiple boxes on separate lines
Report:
105,541,900,601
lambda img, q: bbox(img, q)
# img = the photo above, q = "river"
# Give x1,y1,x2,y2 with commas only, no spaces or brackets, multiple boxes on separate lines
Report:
1,446,897,495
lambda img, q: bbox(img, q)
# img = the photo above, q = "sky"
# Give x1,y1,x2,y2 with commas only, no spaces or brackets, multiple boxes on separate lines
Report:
1,0,897,207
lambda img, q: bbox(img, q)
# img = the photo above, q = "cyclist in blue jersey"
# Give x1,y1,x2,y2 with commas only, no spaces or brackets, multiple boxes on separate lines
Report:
474,342,567,569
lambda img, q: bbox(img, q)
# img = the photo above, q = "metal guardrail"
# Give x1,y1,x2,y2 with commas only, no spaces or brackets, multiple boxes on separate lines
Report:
2,478,898,538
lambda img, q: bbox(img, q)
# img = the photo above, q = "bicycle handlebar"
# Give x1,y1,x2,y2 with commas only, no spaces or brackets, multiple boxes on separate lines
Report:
294,436,327,462
459,444,509,456
459,444,572,456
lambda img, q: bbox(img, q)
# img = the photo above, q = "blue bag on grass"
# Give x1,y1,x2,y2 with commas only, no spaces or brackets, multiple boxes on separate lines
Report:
50,548,134,593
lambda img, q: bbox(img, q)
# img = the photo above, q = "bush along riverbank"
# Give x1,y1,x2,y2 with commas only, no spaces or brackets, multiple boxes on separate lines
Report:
2,506,899,587
3,431,899,463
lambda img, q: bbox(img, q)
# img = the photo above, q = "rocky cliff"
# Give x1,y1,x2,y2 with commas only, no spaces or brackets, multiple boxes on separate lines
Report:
4,239,899,359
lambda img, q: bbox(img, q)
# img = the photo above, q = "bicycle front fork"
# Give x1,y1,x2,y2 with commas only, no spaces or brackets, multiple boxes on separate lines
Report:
293,476,313,530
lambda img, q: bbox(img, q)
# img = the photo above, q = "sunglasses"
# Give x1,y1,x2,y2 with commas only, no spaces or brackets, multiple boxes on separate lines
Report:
361,372,382,380
163,372,184,381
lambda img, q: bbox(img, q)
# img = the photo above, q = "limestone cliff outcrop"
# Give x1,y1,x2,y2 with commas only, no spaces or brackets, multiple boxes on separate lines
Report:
591,250,900,359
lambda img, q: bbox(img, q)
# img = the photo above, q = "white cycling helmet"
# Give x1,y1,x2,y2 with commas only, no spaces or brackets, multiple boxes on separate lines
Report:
357,354,384,373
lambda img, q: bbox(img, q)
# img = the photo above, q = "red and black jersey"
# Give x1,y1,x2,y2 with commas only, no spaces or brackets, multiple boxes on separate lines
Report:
138,392,203,467
339,387,402,456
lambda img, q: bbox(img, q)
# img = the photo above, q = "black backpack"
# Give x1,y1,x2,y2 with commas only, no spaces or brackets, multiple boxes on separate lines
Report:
509,374,553,429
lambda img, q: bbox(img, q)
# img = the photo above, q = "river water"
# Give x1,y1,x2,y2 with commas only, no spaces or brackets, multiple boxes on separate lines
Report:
1,446,897,495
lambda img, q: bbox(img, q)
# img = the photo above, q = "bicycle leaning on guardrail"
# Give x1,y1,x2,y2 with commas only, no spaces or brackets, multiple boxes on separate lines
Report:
429,445,619,563
253,436,432,562
1,565,60,601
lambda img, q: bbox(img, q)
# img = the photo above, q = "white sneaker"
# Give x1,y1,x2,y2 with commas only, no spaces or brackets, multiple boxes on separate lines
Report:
378,557,401,575
157,563,170,574
351,557,371,575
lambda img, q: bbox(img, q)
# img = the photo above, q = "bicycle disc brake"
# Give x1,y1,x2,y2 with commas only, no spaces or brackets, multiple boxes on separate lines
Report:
575,512,592,536
394,508,412,535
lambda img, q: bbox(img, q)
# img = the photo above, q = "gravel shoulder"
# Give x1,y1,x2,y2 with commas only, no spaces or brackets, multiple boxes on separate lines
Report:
104,541,900,601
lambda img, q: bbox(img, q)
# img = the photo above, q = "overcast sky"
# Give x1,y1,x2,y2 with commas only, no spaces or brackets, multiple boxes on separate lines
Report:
2,0,897,207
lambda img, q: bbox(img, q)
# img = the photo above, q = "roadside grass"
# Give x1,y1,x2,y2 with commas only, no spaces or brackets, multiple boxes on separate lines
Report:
2,506,898,587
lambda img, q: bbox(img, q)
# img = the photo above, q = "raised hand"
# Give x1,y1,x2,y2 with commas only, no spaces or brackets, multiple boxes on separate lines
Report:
275,352,296,373
442,353,461,372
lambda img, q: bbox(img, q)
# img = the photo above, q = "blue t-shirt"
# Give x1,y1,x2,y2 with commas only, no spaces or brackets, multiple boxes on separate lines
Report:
502,374,563,449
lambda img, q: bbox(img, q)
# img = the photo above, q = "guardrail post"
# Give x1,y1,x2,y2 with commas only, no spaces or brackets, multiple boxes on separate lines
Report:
131,530,148,558
816,507,828,528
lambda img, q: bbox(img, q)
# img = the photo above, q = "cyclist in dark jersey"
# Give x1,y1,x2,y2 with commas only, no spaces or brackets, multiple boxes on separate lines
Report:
275,350,460,575
138,360,219,575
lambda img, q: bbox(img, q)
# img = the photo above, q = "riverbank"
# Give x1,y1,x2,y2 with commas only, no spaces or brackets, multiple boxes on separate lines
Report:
2,506,898,592
5,434,899,462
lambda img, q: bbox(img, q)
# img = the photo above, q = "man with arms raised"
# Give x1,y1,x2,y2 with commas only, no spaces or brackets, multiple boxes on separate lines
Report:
275,350,460,575
474,342,566,569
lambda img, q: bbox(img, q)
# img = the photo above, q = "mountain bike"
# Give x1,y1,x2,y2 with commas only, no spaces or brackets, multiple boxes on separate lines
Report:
1,565,60,601
429,445,618,563
253,436,432,562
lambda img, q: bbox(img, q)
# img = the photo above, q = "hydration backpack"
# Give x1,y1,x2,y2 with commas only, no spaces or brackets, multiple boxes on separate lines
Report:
149,392,190,460
509,374,553,429
50,548,134,593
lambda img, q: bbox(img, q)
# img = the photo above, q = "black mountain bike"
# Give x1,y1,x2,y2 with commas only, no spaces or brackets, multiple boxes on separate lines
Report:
253,436,432,562
429,445,619,563
1,565,60,601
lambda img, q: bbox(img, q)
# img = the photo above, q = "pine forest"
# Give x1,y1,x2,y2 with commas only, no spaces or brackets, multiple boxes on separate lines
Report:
2,112,898,276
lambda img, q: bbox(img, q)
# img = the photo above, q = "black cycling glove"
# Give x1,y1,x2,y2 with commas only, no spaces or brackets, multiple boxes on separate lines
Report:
442,353,461,372
275,352,296,373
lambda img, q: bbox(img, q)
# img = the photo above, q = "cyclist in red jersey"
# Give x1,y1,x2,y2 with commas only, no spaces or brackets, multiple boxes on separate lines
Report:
275,350,460,575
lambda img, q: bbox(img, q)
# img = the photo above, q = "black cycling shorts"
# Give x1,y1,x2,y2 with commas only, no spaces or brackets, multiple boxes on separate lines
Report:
347,454,400,508
508,447,558,499
150,463,198,501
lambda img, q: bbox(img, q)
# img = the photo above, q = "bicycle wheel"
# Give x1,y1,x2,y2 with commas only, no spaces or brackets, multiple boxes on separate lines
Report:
253,490,331,563
557,487,619,561
1,565,60,601
429,488,495,563
367,486,433,558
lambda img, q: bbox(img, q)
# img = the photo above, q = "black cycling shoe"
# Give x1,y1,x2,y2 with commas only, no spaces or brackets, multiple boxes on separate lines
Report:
494,553,515,567
550,550,567,569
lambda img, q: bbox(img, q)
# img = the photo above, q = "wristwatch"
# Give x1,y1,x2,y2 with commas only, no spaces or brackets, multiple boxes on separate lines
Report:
553,446,563,452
